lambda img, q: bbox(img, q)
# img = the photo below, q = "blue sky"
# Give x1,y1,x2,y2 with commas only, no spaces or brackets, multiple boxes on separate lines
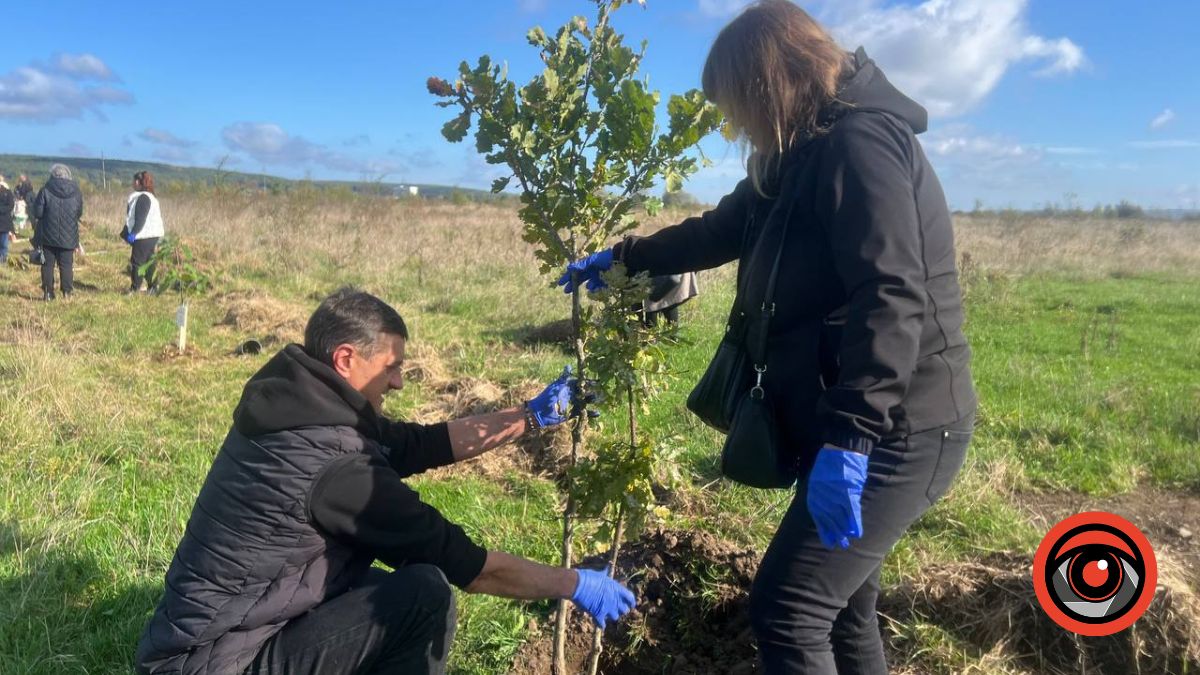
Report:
2,0,1197,209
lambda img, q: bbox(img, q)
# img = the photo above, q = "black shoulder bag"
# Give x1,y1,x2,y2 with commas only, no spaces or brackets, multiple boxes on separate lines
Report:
686,199,797,489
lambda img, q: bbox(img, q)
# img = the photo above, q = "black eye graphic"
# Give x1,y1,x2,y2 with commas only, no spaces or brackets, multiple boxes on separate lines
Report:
1046,524,1146,624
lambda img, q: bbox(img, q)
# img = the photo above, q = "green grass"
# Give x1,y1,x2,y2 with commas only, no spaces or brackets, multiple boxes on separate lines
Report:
2,200,1198,673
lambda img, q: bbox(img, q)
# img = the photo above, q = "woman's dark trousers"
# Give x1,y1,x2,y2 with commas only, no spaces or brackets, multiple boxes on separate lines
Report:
750,415,974,674
244,564,456,675
129,237,159,290
41,245,74,297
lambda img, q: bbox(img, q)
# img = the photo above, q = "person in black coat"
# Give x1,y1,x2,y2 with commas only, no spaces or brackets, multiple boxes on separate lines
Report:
32,164,83,300
559,2,976,673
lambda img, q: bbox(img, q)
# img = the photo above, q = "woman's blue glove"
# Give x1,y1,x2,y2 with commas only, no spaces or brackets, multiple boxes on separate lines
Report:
807,446,869,550
571,567,636,629
557,249,614,294
526,366,577,428
124,232,137,244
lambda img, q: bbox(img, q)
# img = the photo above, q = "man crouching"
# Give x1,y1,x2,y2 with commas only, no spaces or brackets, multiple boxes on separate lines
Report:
135,287,633,674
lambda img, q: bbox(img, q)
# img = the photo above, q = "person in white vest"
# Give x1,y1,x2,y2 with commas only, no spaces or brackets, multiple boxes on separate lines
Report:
122,170,165,293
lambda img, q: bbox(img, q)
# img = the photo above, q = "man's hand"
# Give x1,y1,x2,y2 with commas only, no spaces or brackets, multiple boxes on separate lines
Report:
526,366,578,428
557,248,614,294
571,567,636,629
806,446,869,550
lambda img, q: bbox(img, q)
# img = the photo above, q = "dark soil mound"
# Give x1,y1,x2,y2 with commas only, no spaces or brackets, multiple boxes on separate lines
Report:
510,529,761,674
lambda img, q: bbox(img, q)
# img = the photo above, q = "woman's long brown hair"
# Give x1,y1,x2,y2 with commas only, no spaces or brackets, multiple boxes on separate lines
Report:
702,0,846,196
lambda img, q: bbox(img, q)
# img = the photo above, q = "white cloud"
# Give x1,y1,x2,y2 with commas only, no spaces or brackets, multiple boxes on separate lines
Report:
1127,139,1199,149
139,128,196,148
832,0,1085,118
222,122,399,176
697,0,753,18
1149,108,1176,131
518,0,548,12
52,53,116,81
923,126,1040,162
0,53,133,122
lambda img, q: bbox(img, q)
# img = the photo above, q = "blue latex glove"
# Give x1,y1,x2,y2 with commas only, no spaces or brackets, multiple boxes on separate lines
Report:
557,248,614,294
807,446,869,550
125,232,137,244
526,366,577,428
571,567,637,629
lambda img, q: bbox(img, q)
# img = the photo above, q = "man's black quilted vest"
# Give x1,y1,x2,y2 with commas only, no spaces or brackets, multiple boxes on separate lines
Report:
135,424,378,673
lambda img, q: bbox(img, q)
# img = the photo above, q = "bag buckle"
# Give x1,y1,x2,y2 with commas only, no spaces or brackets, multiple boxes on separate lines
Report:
761,302,776,316
750,364,766,400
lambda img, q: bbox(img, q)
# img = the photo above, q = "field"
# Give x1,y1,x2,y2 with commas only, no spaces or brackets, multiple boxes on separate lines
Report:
1,187,1199,673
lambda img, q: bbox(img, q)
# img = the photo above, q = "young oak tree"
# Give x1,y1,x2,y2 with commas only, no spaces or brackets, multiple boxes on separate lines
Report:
141,237,212,353
430,1,720,671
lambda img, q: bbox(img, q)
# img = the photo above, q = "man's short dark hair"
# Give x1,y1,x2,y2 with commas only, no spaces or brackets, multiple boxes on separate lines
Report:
304,287,409,365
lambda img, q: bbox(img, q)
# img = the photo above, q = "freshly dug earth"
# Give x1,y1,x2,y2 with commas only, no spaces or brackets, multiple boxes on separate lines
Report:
509,525,1200,674
510,529,760,674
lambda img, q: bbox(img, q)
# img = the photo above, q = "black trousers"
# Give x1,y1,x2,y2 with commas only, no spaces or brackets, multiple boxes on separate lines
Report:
749,414,974,674
130,237,159,290
244,565,456,675
41,246,74,296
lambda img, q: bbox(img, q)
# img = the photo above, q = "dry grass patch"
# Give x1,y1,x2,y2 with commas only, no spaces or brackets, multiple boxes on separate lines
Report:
214,290,309,346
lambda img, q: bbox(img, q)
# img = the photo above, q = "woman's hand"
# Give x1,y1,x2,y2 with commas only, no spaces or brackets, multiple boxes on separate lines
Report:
806,446,869,549
557,248,614,294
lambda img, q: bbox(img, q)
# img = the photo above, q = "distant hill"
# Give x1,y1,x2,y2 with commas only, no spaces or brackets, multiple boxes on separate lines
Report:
0,153,495,201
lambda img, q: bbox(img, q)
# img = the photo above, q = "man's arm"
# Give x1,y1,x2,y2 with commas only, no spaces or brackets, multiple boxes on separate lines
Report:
445,408,528,463
467,552,636,628
465,550,576,599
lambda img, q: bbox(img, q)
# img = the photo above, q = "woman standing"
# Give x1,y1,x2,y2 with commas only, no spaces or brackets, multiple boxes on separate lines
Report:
122,171,164,293
32,164,83,301
559,2,976,672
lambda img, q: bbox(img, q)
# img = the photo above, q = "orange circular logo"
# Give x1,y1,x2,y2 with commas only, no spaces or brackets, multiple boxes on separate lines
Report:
1033,511,1156,636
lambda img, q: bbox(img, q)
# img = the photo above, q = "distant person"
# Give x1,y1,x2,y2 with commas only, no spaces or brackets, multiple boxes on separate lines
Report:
641,272,698,327
12,185,28,233
121,171,164,293
32,164,83,300
15,174,34,232
135,288,636,674
0,176,13,265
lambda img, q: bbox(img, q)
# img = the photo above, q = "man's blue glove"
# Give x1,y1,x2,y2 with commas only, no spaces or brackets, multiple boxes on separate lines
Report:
557,249,614,294
571,567,636,629
124,232,137,244
526,366,577,428
807,446,869,550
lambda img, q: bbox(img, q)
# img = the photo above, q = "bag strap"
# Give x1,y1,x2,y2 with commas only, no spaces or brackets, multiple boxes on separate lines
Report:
747,195,797,370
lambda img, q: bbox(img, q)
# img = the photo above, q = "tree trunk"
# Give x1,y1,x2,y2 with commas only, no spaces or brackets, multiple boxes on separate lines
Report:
553,283,589,675
586,507,626,675
586,382,637,675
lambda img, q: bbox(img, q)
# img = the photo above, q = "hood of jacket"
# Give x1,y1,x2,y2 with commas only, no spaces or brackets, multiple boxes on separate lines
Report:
232,343,384,439
44,176,81,200
826,47,928,135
